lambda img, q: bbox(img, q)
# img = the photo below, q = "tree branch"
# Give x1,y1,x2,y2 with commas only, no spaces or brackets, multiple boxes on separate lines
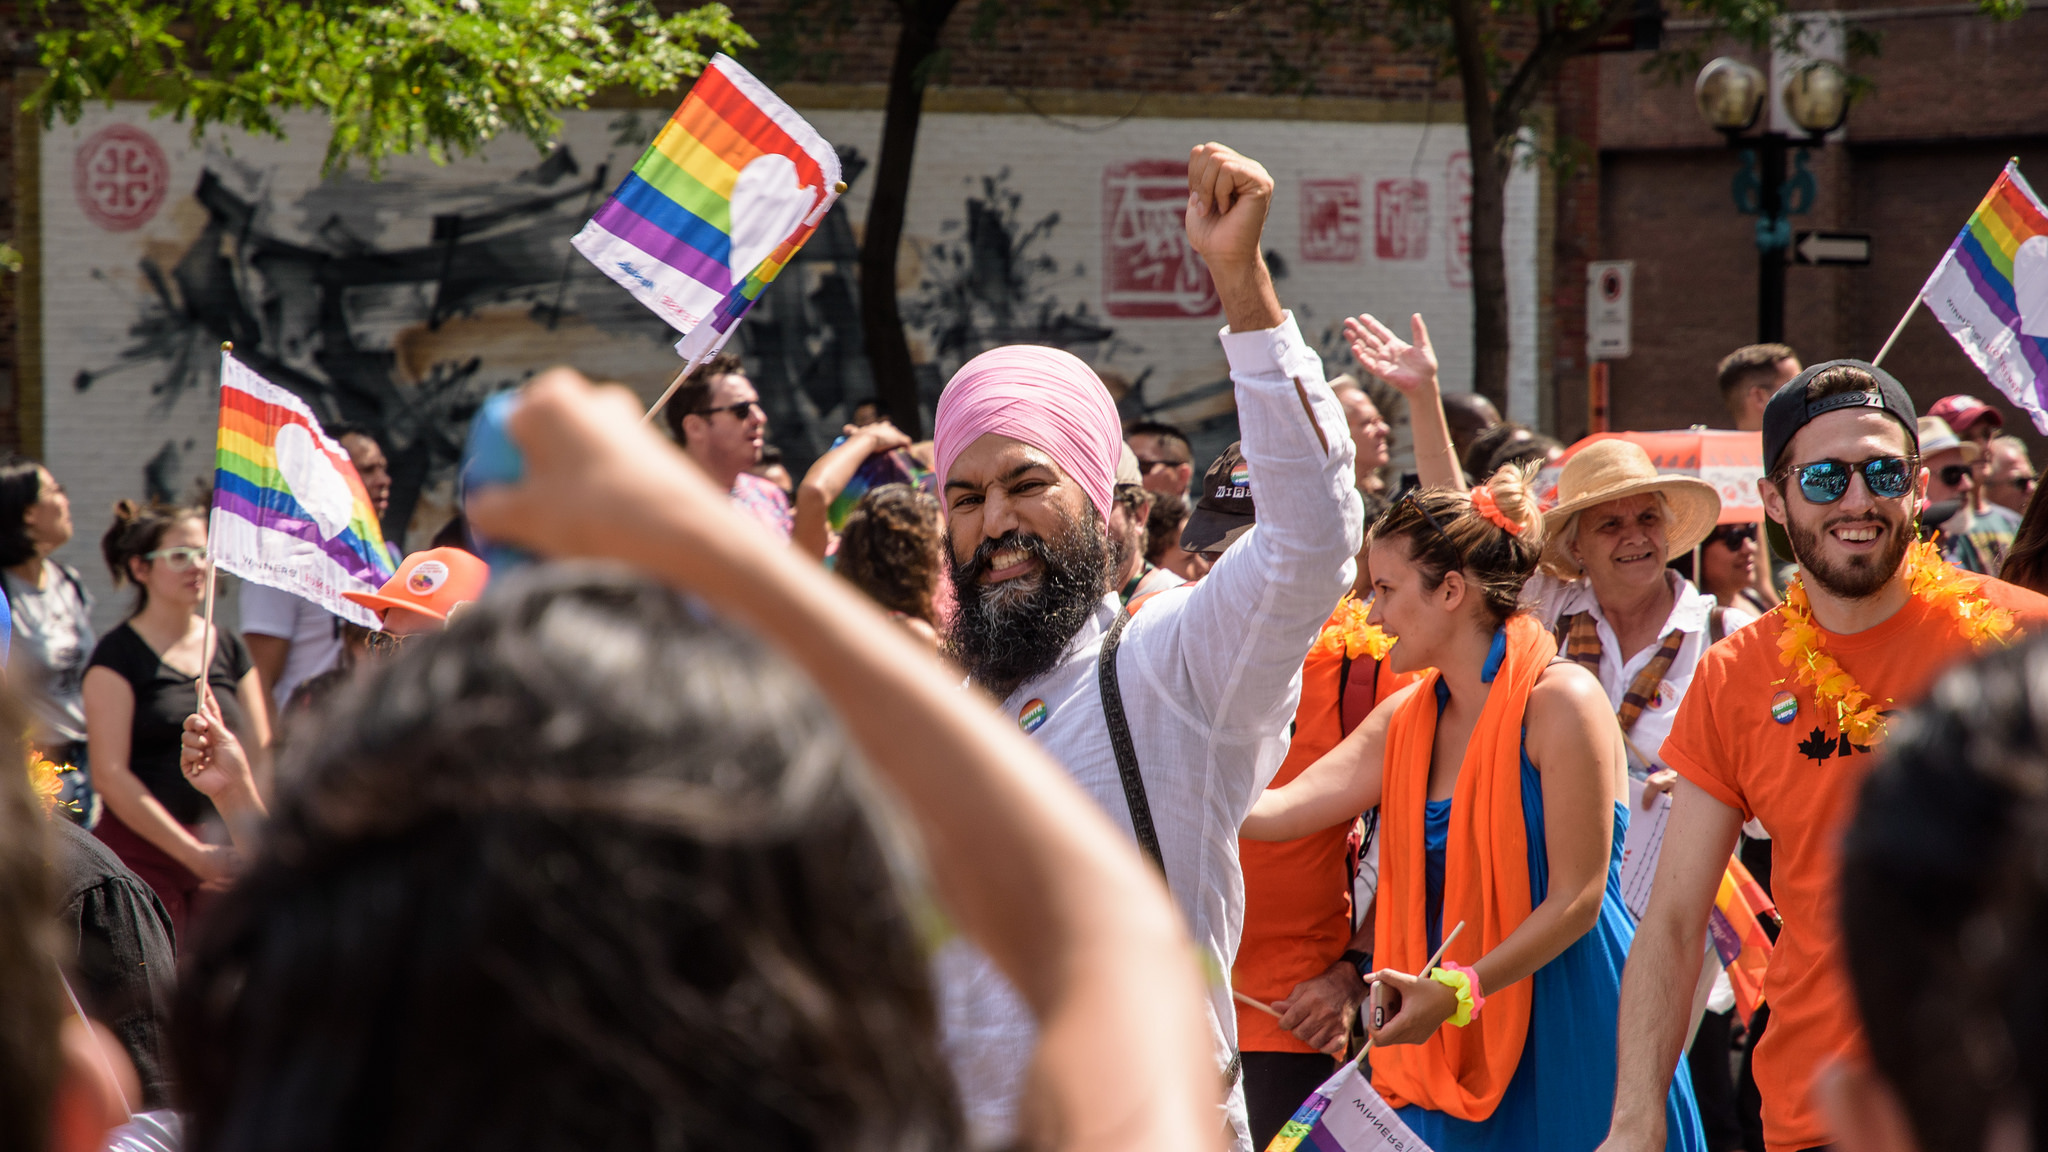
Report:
1491,0,1634,140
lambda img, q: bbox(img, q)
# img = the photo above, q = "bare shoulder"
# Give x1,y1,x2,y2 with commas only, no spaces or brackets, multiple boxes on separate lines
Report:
1379,676,1428,712
1530,659,1608,718
1354,676,1427,742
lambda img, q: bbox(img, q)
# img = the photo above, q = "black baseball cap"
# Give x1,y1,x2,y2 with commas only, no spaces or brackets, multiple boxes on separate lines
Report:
1181,441,1256,554
1760,358,1919,561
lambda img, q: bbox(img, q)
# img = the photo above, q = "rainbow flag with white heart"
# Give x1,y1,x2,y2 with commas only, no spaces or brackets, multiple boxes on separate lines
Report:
571,54,842,367
1915,159,2048,430
212,351,397,629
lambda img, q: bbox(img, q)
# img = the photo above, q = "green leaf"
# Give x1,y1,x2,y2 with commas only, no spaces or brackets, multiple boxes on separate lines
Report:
28,0,755,176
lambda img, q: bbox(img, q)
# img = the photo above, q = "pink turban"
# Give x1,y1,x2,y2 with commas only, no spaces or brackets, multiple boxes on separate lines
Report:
933,345,1122,521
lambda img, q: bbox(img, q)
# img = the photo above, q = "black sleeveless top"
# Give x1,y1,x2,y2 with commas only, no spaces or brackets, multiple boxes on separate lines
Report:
87,624,253,825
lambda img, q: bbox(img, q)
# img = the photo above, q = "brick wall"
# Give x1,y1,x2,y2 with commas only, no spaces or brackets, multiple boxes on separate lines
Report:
1550,55,1601,443
1592,6,2048,447
725,0,1474,102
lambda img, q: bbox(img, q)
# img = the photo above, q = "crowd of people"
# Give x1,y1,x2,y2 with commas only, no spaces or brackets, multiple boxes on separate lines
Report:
6,141,2048,1152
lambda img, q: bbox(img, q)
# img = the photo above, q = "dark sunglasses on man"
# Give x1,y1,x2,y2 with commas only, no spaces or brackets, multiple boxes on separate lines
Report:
1936,463,1973,489
1135,455,1189,475
1773,455,1916,505
695,399,763,421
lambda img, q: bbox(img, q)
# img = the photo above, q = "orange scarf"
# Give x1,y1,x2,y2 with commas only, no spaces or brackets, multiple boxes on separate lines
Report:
1370,613,1555,1119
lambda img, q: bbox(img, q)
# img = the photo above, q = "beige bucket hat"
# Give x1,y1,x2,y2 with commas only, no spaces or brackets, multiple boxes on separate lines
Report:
1541,439,1722,578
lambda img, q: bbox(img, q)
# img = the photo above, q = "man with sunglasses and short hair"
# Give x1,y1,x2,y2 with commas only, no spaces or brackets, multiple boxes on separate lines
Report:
1918,415,2018,574
1600,361,2048,1152
1124,420,1195,499
660,352,791,539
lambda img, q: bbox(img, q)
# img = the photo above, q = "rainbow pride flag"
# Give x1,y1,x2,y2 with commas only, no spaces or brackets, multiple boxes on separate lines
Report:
1919,160,2048,430
1265,1055,1433,1152
213,352,397,629
572,54,842,366
826,446,933,535
1705,855,1778,1026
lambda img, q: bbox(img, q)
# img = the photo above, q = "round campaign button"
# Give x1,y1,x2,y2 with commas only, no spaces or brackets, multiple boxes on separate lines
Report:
1770,690,1798,725
1019,698,1048,734
407,559,451,595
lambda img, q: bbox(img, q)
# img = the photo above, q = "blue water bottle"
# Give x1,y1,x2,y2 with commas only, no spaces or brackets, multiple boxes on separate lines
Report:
461,391,532,577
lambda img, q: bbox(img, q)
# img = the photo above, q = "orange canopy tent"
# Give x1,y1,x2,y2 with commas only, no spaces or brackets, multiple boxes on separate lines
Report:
1534,429,1765,524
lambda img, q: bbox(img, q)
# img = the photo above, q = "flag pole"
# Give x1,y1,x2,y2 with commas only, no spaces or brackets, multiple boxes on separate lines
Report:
1871,296,1922,367
641,342,718,426
199,343,230,714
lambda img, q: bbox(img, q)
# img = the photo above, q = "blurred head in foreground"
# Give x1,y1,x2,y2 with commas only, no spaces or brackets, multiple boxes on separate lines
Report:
174,566,962,1152
1836,636,2048,1152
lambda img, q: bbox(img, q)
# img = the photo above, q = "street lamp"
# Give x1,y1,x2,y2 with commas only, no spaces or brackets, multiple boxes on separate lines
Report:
1695,56,1853,343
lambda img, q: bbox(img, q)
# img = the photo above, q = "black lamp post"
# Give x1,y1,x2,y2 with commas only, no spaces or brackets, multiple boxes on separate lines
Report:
1694,57,1852,343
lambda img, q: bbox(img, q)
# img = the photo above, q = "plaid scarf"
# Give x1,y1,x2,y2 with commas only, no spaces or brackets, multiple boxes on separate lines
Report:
1557,611,1685,736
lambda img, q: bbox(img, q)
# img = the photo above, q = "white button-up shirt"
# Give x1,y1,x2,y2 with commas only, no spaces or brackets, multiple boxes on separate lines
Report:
935,314,1362,1149
1525,569,1755,772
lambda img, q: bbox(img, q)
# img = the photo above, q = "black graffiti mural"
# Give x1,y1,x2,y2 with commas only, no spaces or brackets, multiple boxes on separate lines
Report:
77,136,681,539
76,128,1246,534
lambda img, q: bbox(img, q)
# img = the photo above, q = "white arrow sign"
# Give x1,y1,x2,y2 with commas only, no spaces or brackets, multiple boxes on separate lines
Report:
1794,231,1872,266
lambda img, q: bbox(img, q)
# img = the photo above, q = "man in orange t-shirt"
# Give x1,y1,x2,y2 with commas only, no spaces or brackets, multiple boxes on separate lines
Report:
1235,605,1409,1148
1599,361,2048,1152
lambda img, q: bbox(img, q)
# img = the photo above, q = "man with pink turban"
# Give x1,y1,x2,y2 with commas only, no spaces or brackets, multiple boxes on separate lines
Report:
930,143,1364,1151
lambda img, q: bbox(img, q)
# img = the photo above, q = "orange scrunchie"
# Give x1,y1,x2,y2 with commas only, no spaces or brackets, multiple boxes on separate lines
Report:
1469,485,1524,536
1369,613,1555,1120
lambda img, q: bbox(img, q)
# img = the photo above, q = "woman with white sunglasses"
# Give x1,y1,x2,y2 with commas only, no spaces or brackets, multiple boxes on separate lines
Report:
83,500,271,936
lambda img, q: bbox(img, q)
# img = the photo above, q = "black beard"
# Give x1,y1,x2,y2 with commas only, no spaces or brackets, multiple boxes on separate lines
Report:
946,508,1112,700
1786,508,1911,600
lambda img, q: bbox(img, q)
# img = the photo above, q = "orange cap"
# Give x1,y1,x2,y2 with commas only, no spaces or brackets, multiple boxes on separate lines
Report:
342,547,489,624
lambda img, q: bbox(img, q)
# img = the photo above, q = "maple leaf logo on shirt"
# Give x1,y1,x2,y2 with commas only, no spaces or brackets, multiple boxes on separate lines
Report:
1798,727,1837,763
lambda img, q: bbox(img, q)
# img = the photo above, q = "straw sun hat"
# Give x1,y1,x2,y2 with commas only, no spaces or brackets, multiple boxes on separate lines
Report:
1540,439,1722,578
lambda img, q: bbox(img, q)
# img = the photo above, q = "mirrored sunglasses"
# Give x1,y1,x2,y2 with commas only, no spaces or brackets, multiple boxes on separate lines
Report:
1777,456,1915,505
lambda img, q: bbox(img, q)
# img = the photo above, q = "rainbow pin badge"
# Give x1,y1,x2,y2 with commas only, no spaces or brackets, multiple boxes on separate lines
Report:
1770,690,1798,725
1019,698,1049,733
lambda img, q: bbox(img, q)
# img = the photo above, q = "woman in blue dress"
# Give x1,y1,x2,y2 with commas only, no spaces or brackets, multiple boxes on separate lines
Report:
1243,467,1704,1152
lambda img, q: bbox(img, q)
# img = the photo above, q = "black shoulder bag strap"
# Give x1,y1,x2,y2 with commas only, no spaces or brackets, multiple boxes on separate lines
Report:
1097,608,1166,875
1707,604,1727,645
1102,608,1245,1088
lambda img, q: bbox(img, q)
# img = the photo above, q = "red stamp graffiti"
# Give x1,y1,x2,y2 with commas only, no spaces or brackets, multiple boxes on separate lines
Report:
1102,160,1219,319
1374,179,1430,262
1300,178,1362,263
74,125,170,232
1445,153,1472,288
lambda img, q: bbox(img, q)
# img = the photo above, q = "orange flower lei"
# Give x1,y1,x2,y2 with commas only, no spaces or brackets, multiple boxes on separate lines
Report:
1777,539,2018,746
1316,593,1397,661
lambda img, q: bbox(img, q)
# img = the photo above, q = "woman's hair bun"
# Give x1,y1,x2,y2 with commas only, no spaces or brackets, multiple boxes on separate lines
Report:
111,498,141,523
1480,462,1547,551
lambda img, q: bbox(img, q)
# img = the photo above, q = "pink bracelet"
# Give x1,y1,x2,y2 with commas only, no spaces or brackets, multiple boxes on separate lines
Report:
1429,960,1488,1026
